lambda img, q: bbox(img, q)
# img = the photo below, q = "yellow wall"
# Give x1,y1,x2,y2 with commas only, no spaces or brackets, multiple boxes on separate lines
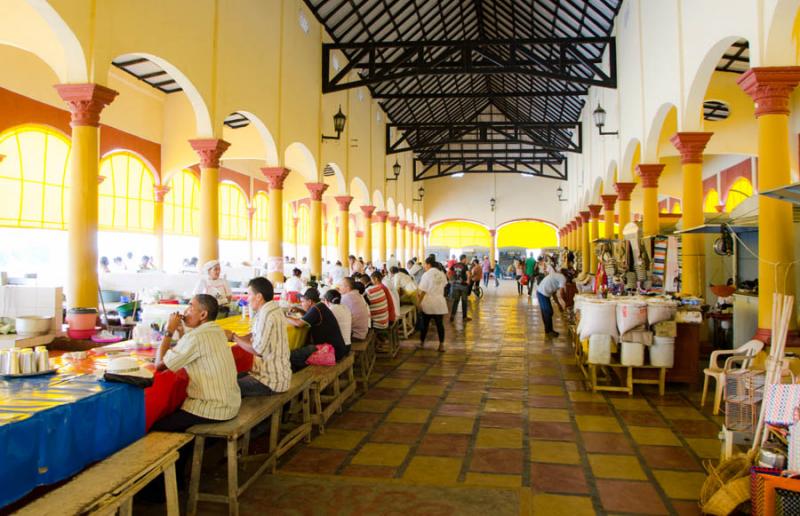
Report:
497,221,558,249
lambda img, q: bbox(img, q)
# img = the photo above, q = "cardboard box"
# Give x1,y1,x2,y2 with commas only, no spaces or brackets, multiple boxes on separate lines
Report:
621,327,653,346
654,320,677,338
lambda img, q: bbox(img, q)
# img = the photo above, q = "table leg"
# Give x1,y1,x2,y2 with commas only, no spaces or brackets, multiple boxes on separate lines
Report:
187,436,205,516
227,438,239,516
119,497,133,516
164,462,180,516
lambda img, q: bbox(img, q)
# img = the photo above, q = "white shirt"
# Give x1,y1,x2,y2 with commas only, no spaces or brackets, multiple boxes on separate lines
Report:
537,272,567,297
284,276,305,293
248,301,291,392
392,272,417,294
328,303,352,345
418,268,449,315
382,277,401,318
193,277,232,303
163,322,241,420
329,265,347,285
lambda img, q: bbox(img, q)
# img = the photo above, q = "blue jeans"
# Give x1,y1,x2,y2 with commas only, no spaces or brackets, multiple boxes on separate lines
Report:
482,272,490,286
536,291,554,334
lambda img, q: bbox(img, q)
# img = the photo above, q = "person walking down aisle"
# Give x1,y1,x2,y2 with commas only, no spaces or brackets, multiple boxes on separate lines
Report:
536,265,566,338
448,255,472,322
481,256,491,287
493,261,501,288
515,259,525,296
524,254,537,296
417,256,448,352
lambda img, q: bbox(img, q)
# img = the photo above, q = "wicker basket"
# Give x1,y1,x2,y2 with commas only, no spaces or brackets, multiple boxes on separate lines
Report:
702,477,752,515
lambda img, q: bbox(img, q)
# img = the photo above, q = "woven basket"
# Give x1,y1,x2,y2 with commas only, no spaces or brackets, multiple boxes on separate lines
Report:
702,477,752,515
710,285,737,298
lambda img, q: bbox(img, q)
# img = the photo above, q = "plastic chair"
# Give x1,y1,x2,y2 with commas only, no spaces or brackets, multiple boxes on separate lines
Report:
701,339,764,415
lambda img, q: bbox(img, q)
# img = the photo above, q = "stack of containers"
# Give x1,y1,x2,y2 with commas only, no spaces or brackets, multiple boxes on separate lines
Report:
617,299,648,366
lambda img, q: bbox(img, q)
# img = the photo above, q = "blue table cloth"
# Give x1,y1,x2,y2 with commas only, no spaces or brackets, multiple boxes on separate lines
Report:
0,372,145,507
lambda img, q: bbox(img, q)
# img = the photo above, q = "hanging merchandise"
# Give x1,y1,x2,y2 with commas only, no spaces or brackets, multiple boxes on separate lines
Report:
651,236,667,291
665,236,680,293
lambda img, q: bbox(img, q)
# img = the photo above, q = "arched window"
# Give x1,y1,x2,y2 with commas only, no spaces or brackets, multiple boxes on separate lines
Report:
297,204,310,244
0,125,70,229
98,152,156,232
218,182,248,240
429,221,491,249
704,189,720,213
725,177,753,213
252,192,269,241
671,202,682,214
164,170,200,235
497,221,557,249
284,204,296,244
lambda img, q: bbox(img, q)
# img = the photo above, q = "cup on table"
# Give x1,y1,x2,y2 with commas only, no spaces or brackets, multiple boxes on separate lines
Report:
0,350,9,374
6,349,20,374
19,349,34,374
34,346,49,372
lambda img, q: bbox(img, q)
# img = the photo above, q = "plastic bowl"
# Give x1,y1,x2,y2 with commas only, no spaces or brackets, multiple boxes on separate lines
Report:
67,327,99,340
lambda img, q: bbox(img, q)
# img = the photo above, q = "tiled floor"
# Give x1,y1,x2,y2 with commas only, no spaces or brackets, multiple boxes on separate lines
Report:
222,282,720,515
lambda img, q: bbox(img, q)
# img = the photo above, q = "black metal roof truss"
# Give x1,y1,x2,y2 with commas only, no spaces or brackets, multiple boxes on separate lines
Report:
413,157,568,181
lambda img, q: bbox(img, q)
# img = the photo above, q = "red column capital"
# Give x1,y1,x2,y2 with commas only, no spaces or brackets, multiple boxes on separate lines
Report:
305,182,329,201
614,182,637,201
261,167,291,190
97,175,106,185
355,230,364,238
738,66,800,117
588,204,603,219
388,216,399,226
154,185,171,202
54,83,118,127
670,132,713,164
0,155,5,163
334,195,353,210
374,210,389,222
600,194,618,211
189,138,230,168
399,220,408,229
579,210,591,223
361,205,376,219
636,164,665,189
247,206,256,219
408,223,416,232
574,216,582,227
292,216,299,227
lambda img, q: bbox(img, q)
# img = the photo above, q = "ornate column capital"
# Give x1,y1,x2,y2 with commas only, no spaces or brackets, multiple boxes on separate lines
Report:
579,210,591,223
614,182,637,201
334,195,353,210
670,132,713,164
588,204,603,219
398,220,408,229
600,194,618,211
715,204,726,213
738,66,800,117
154,184,171,202
189,138,230,168
261,167,291,190
247,206,256,219
54,83,118,127
388,216,399,226
636,164,665,188
355,230,364,238
360,205,376,219
292,216,299,227
305,182,329,201
0,154,5,163
408,223,416,232
97,175,106,185
374,210,389,222
574,216,582,227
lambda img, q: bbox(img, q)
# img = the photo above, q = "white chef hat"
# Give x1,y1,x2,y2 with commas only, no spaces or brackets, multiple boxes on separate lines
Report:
202,260,220,273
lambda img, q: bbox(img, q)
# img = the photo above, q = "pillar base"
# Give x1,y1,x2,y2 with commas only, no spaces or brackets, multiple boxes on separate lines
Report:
754,327,800,348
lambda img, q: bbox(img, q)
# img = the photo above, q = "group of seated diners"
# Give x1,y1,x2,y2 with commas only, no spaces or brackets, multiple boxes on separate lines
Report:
152,267,420,433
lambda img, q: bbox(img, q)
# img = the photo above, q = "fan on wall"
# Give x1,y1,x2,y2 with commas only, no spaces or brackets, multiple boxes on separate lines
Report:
713,225,734,256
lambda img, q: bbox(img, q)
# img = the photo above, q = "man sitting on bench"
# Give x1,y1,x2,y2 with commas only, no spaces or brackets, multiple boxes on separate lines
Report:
154,294,241,431
226,277,292,397
287,288,348,371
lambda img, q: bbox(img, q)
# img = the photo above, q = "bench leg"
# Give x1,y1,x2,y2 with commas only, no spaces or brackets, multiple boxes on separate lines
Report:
269,410,280,473
119,497,133,516
659,368,666,397
313,386,324,434
303,387,312,443
242,431,251,458
227,438,239,516
333,376,342,414
187,436,205,516
163,462,180,516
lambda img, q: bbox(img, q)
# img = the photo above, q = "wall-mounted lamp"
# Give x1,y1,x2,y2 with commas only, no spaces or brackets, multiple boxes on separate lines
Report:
412,186,425,203
385,159,401,182
592,103,618,136
557,185,567,202
321,105,347,141
490,197,496,212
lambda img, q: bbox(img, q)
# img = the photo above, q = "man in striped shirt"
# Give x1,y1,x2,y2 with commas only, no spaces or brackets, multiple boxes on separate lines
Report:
226,277,291,396
365,271,396,329
154,294,241,431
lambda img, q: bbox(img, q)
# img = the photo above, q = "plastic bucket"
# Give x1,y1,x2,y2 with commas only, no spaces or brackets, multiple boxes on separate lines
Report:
588,334,612,365
650,336,675,367
67,308,98,331
621,341,645,366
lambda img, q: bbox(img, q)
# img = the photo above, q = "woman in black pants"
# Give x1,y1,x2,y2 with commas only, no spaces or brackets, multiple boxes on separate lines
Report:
416,256,449,352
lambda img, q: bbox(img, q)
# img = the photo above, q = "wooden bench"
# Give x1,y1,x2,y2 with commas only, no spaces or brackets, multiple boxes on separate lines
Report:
17,432,192,516
186,369,313,516
308,353,356,433
399,304,417,338
351,331,376,393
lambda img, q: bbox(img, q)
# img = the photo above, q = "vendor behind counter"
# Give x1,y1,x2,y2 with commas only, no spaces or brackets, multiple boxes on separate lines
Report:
193,260,233,317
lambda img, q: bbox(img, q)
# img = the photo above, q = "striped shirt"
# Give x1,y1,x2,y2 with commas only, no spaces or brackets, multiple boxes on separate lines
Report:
163,321,241,420
248,301,292,392
365,284,390,329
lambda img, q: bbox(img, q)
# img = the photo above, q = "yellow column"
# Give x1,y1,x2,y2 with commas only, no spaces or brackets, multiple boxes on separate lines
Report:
374,211,388,265
671,132,713,297
406,223,414,261
600,195,617,240
306,182,328,278
360,205,375,262
190,139,230,265
55,84,117,309
588,204,602,272
387,216,398,265
636,164,664,238
579,211,590,273
355,230,364,259
614,182,636,235
398,221,407,264
489,228,497,268
335,195,353,264
247,206,256,263
261,167,291,284
739,67,800,340
292,216,299,260
418,227,424,259
153,185,169,270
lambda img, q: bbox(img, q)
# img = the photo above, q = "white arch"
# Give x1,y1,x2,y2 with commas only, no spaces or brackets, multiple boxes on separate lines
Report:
397,202,405,221
643,103,677,161
621,138,641,182
284,142,318,181
763,0,800,66
324,163,347,194
238,111,279,166
386,197,396,216
591,177,604,204
405,207,413,221
684,37,744,131
349,177,370,205
605,160,618,187
412,213,419,225
372,190,385,211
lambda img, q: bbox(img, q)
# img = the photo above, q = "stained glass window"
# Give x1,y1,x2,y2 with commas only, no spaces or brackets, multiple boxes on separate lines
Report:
98,152,155,232
164,169,200,235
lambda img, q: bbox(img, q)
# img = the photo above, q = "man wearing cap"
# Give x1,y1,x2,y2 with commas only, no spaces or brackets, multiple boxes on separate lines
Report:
154,294,241,431
226,277,291,397
536,265,567,338
287,287,348,371
193,260,232,307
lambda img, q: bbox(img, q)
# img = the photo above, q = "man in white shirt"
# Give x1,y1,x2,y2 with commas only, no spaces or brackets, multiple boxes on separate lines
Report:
328,260,347,286
227,277,291,396
284,268,305,294
154,294,241,431
391,266,417,304
382,273,401,320
338,277,371,340
408,259,424,283
536,265,567,338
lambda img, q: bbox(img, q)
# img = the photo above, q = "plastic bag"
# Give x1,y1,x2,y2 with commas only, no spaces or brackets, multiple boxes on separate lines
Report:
306,344,336,366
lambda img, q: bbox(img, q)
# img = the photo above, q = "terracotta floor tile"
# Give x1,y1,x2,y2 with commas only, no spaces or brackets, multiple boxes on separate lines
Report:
571,402,614,416
408,384,447,396
639,445,703,471
529,384,566,396
531,494,596,515
595,479,668,514
446,391,485,405
657,406,707,421
428,416,476,434
671,419,721,438
671,499,704,515
475,427,523,449
618,410,669,427
350,398,394,413
486,388,525,400
575,415,623,433
370,423,423,444
529,407,571,422
309,429,368,450
528,376,563,385
684,438,721,459
351,443,410,467
396,395,440,409
529,421,575,441
386,407,430,424
339,464,397,479
402,456,462,484
362,387,405,400
281,448,349,475
484,399,524,413
480,412,524,428
528,395,569,408
530,440,581,464
588,453,647,480
463,472,522,488
416,434,471,457
328,411,383,431
377,377,415,389
609,397,653,411
530,463,589,494
469,448,524,474
581,432,635,454
569,391,607,402
627,425,682,446
653,470,706,500
436,403,480,417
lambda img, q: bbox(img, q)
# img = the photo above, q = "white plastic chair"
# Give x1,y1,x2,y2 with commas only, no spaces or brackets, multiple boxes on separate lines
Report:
701,339,764,415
